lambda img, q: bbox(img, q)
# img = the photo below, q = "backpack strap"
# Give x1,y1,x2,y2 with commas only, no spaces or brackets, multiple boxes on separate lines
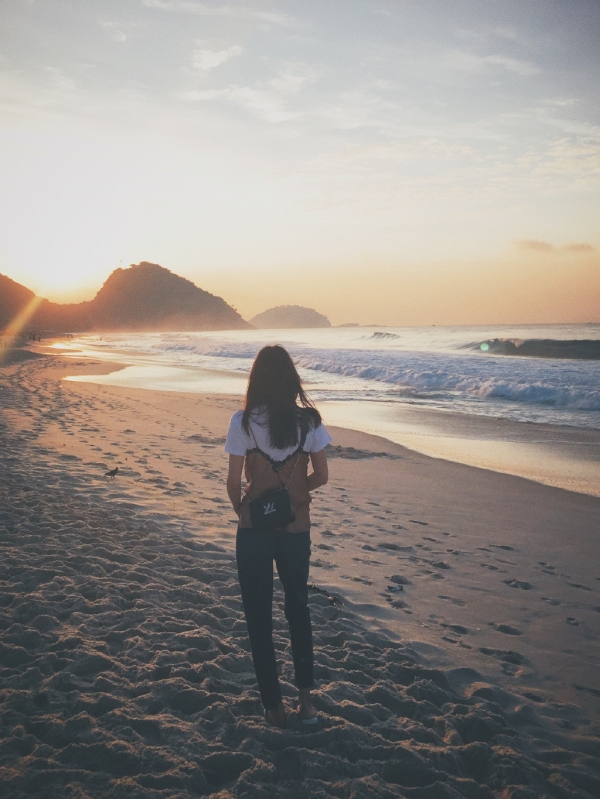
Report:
282,410,310,488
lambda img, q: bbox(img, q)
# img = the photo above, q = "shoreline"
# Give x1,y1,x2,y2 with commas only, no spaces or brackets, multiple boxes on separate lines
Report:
1,349,599,797
321,400,600,499
55,339,600,498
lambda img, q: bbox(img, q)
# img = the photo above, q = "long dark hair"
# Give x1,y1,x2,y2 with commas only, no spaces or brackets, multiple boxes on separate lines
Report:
242,345,321,449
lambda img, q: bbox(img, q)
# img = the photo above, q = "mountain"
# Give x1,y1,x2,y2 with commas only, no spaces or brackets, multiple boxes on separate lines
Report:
0,263,249,333
89,262,248,331
249,305,330,329
0,274,37,329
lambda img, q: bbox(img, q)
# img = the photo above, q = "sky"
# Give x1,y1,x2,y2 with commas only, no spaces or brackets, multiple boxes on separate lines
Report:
1,0,599,325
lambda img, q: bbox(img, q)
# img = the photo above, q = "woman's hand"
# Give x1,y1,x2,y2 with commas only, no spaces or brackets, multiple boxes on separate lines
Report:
307,449,328,491
227,454,245,515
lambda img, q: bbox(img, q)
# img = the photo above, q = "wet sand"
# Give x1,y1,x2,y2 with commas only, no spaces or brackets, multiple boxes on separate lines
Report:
59,341,600,498
1,349,599,798
320,401,600,499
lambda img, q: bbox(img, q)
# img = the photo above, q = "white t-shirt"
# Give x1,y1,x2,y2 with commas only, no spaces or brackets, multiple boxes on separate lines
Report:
225,408,332,461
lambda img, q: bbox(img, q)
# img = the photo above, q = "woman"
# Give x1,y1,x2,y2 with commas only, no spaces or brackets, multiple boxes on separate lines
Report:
225,345,331,728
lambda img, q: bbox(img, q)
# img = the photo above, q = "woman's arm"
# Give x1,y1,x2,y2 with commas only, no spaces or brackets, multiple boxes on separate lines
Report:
307,449,328,491
227,454,245,515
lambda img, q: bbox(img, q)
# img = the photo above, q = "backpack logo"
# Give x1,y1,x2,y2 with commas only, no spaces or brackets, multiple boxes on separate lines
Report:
263,501,276,515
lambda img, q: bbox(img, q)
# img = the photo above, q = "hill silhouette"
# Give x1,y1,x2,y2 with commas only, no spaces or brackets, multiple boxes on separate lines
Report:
0,274,36,328
250,305,330,329
89,263,248,331
0,263,249,333
0,274,89,332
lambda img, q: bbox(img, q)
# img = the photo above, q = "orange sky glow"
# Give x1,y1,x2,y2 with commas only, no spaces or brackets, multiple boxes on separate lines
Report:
1,0,599,326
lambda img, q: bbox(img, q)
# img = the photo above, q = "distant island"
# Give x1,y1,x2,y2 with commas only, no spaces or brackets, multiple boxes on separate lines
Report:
249,305,331,329
0,262,249,334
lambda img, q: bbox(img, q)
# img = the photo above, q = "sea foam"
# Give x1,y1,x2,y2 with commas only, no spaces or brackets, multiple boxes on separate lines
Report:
70,326,600,428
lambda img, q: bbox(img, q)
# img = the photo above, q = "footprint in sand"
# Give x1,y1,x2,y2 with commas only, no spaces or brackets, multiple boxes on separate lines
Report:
311,559,337,570
504,579,533,590
388,574,411,586
572,684,600,700
341,575,372,585
387,598,409,610
441,623,469,635
490,623,522,636
566,617,580,626
479,647,528,665
438,595,466,607
541,596,561,606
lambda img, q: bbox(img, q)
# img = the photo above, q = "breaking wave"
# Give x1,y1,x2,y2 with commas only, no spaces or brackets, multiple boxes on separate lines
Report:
366,331,400,340
293,350,600,412
74,327,600,426
463,338,600,360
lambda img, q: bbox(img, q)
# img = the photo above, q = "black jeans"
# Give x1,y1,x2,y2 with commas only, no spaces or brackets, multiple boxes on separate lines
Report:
236,528,314,711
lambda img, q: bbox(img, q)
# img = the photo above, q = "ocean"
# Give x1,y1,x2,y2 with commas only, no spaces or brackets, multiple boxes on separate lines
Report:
60,324,600,496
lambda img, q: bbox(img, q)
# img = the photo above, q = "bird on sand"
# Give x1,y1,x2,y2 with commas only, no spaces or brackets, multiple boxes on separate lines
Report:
105,467,118,479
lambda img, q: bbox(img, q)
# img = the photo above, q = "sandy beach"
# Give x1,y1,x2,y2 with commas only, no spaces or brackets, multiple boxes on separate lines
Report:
1,347,600,798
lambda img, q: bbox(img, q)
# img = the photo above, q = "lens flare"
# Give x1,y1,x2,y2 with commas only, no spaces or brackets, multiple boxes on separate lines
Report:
0,295,43,364
480,342,490,351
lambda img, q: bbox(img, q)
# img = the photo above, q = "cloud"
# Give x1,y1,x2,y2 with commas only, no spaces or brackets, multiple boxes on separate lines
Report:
456,26,532,47
179,66,317,123
372,8,396,19
515,239,554,252
192,45,242,70
45,67,77,93
561,243,596,253
492,27,521,42
179,85,301,123
444,49,540,76
142,0,296,26
100,22,129,43
514,240,596,254
540,137,600,177
484,55,540,76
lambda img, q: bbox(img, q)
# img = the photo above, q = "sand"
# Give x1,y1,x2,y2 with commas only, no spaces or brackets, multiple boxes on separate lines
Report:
1,347,599,798
321,400,600,499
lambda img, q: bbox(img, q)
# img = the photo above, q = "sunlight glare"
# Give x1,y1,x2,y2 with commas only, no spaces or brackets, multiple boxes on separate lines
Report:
0,295,43,363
